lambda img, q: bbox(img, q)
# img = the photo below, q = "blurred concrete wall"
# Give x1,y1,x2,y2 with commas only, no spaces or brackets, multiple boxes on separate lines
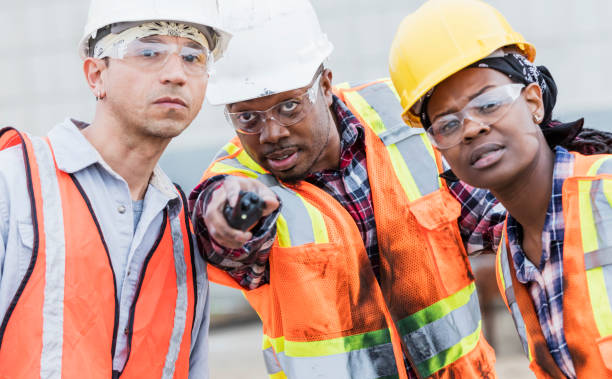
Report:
2,1,611,149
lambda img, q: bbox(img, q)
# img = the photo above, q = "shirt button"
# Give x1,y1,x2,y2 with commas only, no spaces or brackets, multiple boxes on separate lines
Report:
124,327,129,335
117,205,126,214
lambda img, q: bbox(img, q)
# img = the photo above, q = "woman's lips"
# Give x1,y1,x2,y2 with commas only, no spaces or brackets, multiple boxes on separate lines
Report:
470,143,505,169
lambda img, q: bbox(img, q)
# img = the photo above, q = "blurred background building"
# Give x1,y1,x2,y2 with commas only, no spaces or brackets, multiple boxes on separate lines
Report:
2,0,610,377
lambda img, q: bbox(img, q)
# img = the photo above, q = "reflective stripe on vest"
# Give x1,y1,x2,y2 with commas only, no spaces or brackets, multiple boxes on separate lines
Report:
33,136,67,377
341,80,484,377
261,329,398,379
395,282,482,377
0,131,192,377
209,141,329,246
339,80,442,201
207,80,477,378
579,156,612,338
496,228,532,360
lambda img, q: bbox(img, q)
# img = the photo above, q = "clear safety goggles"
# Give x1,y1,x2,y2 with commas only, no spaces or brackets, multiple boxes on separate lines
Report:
102,37,213,76
225,72,322,135
427,83,525,149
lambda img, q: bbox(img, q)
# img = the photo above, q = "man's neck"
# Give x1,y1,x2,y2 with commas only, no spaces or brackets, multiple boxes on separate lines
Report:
82,115,170,201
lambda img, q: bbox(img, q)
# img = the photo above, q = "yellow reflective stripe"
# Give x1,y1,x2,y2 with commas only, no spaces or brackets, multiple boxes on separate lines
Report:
416,321,481,377
579,180,598,252
579,175,612,337
605,180,612,208
342,91,387,134
298,194,329,244
387,144,422,201
235,150,267,174
276,215,291,248
266,328,392,358
586,156,612,176
586,267,612,336
269,372,287,379
223,141,241,156
209,162,259,178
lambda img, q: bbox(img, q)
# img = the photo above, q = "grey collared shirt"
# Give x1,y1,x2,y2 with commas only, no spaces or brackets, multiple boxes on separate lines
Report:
0,119,210,378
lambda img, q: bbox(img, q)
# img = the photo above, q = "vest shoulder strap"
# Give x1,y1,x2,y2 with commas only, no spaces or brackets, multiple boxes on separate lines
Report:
335,79,443,200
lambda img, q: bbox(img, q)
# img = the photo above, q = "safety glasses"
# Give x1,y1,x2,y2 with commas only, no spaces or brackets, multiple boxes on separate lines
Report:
225,72,322,135
104,37,212,76
427,83,525,149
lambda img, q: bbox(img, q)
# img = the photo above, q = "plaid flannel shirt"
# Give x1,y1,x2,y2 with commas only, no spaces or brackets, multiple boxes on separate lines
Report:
506,146,576,378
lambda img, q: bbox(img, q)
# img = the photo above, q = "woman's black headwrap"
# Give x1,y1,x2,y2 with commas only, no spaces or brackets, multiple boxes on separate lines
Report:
420,53,583,149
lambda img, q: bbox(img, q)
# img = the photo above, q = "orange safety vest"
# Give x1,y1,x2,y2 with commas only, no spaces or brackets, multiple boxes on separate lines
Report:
203,79,496,378
496,152,612,378
0,128,198,378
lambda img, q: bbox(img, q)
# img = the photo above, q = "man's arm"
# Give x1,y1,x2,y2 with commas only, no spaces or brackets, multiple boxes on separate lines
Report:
448,180,506,255
189,175,280,290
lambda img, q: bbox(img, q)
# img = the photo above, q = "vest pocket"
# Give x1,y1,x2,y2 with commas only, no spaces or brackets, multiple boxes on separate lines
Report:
18,220,34,279
409,190,473,294
272,243,353,340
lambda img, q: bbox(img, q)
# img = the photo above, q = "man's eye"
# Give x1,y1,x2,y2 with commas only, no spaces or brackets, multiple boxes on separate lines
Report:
139,49,159,58
279,101,299,114
238,113,256,123
182,53,204,64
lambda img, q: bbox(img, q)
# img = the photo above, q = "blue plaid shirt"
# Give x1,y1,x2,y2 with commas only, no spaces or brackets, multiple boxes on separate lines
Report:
506,146,576,378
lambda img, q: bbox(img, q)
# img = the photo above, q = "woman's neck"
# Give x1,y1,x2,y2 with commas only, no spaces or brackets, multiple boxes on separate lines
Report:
491,146,556,264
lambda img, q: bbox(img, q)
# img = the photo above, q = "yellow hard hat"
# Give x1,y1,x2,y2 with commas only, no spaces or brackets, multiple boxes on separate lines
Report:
389,0,535,126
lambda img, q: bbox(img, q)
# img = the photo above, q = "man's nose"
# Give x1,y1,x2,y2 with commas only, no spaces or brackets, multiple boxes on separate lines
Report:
159,54,187,85
259,117,290,144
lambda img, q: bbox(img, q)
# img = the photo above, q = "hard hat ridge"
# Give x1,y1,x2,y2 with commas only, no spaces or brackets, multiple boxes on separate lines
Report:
206,0,334,106
388,0,535,127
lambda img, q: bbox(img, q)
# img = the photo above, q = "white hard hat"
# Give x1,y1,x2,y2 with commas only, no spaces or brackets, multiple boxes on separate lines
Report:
206,0,334,105
79,0,232,60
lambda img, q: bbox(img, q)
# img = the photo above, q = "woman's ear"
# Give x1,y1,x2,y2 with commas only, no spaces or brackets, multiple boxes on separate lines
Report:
320,68,334,107
523,82,545,123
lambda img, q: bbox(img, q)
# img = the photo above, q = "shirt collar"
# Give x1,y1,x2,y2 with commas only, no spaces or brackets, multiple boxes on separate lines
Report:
331,95,365,167
48,118,181,213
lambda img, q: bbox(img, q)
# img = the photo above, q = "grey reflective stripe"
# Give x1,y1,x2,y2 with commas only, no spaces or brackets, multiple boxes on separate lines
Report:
214,156,316,245
595,156,612,175
357,82,405,131
499,239,530,357
402,288,481,364
355,82,440,197
591,180,612,253
32,137,66,378
379,126,425,147
394,134,440,196
585,247,612,270
275,343,398,379
270,186,316,245
162,216,190,379
263,347,282,375
589,179,612,311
